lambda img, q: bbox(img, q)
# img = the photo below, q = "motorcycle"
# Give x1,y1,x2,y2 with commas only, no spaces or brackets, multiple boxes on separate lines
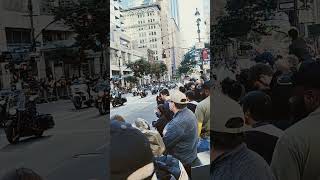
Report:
111,91,127,107
151,87,158,95
94,83,110,115
140,89,148,98
132,87,138,96
0,92,17,127
0,98,10,128
5,94,54,144
70,80,94,109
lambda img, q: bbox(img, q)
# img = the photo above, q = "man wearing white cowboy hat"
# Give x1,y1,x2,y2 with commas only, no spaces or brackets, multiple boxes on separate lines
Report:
162,90,199,176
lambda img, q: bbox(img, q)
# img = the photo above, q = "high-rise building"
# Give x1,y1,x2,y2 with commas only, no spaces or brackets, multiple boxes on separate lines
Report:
110,0,148,86
111,0,125,32
122,4,163,62
121,0,156,9
169,0,180,28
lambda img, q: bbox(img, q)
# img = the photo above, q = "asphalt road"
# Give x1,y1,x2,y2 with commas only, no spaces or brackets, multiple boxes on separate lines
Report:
110,92,158,126
0,100,108,180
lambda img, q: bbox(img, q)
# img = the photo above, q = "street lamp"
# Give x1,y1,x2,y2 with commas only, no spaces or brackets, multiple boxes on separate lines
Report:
195,8,201,43
195,8,204,70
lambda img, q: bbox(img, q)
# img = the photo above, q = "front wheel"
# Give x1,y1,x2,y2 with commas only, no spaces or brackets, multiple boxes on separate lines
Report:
99,101,108,115
73,96,82,109
5,126,20,144
112,101,117,107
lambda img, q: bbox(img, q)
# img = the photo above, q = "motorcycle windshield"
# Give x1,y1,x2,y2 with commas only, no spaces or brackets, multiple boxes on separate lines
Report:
96,83,109,91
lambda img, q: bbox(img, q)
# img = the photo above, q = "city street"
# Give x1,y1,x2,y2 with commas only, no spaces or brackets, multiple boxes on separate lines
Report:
0,100,108,180
110,92,158,126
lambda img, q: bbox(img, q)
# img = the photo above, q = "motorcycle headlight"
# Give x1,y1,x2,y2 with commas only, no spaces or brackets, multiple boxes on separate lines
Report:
9,108,16,115
98,91,104,97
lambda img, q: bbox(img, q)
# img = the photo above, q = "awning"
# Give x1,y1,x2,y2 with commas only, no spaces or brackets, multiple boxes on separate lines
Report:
40,39,76,51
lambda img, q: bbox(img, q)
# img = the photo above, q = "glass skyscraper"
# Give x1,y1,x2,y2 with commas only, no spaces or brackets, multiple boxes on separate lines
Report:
121,0,156,9
170,0,180,28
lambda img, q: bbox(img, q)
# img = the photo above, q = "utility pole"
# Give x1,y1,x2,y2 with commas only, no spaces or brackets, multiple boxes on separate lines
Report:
293,0,299,28
28,0,36,52
171,30,176,79
195,8,201,43
195,8,203,70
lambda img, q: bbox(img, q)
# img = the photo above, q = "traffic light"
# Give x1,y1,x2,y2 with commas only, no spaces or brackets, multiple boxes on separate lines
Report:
162,51,167,58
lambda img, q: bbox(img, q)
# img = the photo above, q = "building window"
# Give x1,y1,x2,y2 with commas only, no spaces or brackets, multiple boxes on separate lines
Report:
5,28,31,44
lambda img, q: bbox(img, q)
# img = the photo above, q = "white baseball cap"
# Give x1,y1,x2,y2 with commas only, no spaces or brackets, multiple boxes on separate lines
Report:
212,92,250,134
169,90,188,104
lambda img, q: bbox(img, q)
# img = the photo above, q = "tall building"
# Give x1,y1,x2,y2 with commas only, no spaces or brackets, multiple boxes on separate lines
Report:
110,0,148,86
122,4,163,62
121,0,156,9
111,0,125,32
168,0,183,77
169,0,180,28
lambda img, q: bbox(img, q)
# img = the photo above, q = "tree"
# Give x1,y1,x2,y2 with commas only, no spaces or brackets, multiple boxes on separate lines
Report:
178,49,197,75
124,76,138,88
213,0,278,42
53,0,108,75
126,59,151,78
150,62,168,80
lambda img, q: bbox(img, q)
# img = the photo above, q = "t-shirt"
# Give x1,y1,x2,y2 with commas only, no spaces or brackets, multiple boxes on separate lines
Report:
195,96,210,137
271,107,320,180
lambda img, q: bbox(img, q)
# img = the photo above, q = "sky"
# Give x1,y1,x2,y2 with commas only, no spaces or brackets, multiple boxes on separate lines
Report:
178,0,206,48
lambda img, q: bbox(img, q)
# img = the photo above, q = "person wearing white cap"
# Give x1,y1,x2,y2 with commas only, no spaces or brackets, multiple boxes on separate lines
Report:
211,93,275,180
162,90,199,177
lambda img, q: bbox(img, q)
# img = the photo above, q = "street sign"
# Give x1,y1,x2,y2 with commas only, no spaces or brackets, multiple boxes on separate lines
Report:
202,49,209,61
278,0,295,11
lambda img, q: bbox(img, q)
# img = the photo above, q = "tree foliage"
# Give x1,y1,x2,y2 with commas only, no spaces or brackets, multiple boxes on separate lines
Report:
178,48,197,75
212,0,278,46
124,76,138,84
151,62,168,80
53,0,109,51
126,59,151,78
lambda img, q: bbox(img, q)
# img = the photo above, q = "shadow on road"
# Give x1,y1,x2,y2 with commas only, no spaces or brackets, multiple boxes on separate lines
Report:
0,135,53,151
70,106,95,112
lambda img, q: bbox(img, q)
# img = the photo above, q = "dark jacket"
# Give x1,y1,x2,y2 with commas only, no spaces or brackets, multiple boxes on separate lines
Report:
153,115,170,136
245,122,283,164
187,102,197,113
163,100,174,121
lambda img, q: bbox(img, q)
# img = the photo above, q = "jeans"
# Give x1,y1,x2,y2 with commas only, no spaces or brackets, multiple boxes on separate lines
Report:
197,137,210,153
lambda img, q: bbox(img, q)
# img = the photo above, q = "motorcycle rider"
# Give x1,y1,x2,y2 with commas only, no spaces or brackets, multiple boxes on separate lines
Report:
16,84,38,131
